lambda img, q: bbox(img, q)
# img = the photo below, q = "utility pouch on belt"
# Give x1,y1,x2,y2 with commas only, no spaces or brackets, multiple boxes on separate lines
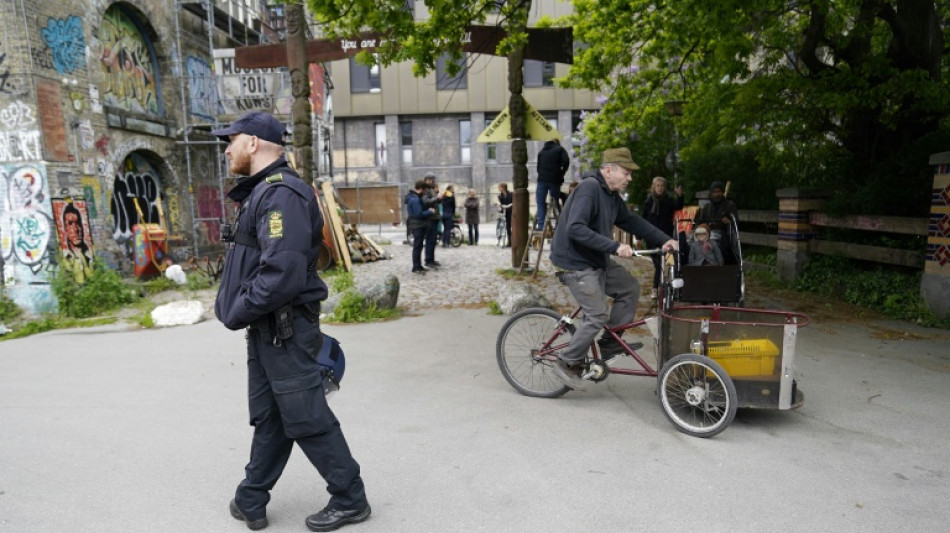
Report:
275,304,294,340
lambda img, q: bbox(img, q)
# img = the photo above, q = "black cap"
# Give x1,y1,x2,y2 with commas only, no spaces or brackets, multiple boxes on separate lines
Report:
710,181,725,192
211,111,286,145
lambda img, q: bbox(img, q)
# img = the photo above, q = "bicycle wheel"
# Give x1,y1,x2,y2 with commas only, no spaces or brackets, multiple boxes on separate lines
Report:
496,219,505,247
450,226,462,247
496,308,573,398
658,354,738,438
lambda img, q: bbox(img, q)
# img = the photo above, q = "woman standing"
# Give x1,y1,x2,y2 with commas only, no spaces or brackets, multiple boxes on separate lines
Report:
642,177,683,298
441,185,457,247
497,183,513,247
463,189,480,245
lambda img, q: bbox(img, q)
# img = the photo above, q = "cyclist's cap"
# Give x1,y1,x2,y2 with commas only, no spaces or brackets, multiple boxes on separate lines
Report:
212,111,286,146
710,181,725,192
602,148,640,171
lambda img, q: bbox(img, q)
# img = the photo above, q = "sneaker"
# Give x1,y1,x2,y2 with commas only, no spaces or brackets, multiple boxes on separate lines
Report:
597,337,644,361
425,261,442,268
551,358,586,390
305,504,372,532
230,499,268,531
411,268,427,275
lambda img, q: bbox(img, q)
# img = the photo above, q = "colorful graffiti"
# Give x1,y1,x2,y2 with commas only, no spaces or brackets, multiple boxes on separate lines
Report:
111,152,164,242
185,55,217,120
0,100,42,163
80,176,102,218
52,198,94,283
0,163,55,313
99,5,160,115
0,34,18,94
40,16,87,74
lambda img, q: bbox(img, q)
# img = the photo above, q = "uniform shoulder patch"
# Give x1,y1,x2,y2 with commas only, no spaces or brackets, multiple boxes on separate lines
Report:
265,173,283,183
268,210,284,239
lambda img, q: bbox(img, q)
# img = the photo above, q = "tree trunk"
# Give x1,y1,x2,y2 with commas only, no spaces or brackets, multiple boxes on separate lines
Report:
286,3,313,184
507,2,529,267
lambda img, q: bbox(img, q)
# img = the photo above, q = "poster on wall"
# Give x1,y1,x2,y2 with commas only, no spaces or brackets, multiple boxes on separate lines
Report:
213,48,292,118
52,198,95,283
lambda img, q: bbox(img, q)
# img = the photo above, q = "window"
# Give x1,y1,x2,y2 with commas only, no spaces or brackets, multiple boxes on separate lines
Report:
400,121,412,164
459,120,471,164
524,60,555,88
436,53,468,90
485,118,497,162
350,56,380,93
374,122,387,167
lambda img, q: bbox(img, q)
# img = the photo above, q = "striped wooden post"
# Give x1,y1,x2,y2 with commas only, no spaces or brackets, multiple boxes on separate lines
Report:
922,151,950,318
776,188,826,281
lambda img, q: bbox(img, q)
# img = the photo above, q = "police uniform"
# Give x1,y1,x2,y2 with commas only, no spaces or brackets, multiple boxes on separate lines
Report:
215,156,368,523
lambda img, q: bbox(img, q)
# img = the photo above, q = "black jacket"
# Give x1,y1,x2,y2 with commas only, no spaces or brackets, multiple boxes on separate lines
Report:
550,171,670,271
215,157,328,330
536,141,570,184
642,192,684,236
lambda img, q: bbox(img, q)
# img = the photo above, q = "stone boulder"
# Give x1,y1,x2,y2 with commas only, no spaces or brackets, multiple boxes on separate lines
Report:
151,300,205,327
498,283,553,314
322,274,400,317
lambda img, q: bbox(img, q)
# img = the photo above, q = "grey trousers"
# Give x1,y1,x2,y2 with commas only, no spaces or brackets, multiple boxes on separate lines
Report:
560,260,640,363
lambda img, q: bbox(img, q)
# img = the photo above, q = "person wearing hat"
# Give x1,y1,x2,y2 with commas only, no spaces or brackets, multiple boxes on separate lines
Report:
688,224,723,266
549,147,678,390
421,172,443,267
694,180,738,264
211,111,371,532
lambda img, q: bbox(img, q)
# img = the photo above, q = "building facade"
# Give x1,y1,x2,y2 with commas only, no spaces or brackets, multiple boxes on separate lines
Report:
326,0,600,221
0,0,286,314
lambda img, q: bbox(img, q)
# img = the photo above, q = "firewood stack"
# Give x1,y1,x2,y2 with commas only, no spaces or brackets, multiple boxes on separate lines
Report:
344,224,390,263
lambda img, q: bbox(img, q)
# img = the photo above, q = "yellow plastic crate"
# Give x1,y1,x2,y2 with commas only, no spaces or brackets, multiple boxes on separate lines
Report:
706,339,780,377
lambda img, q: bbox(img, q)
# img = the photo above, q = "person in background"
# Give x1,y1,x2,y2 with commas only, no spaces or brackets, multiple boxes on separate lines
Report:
642,176,683,298
535,138,570,230
694,180,738,264
463,189,480,245
406,180,435,274
441,185,456,247
421,173,443,268
497,182,512,247
688,224,723,266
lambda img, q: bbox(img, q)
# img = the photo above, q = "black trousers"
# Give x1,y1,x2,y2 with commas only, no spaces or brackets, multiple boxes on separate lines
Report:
424,219,439,262
236,314,367,520
411,226,426,269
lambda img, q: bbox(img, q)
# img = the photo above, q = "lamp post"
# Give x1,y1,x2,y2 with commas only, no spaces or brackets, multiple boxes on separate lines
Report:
664,99,685,186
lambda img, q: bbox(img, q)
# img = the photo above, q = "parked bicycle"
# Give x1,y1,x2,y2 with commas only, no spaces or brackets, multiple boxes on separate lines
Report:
496,206,507,247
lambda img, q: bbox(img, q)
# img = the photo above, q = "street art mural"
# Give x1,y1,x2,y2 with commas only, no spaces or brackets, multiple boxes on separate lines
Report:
196,184,222,243
214,48,292,117
0,163,55,313
40,16,87,74
52,198,94,283
185,55,217,120
99,5,160,115
0,100,42,163
111,152,164,244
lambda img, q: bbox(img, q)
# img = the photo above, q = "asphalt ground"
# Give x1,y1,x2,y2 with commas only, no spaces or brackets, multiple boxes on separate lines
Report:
1,301,949,532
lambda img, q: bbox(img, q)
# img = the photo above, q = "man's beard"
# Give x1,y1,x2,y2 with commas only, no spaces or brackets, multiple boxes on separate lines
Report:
230,152,251,176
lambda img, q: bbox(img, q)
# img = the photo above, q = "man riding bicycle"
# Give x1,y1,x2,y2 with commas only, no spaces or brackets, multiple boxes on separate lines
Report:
549,148,679,390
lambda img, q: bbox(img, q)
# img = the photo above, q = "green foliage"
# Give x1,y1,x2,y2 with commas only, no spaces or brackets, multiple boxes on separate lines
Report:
51,260,137,319
487,300,502,315
186,272,215,292
681,145,778,209
142,276,178,295
0,293,22,322
329,291,400,323
794,255,949,328
566,0,950,216
324,269,355,293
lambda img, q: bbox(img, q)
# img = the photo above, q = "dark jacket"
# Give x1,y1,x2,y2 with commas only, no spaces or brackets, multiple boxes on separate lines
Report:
695,197,738,232
537,141,570,184
642,192,684,236
463,197,480,225
442,193,456,219
498,191,512,214
215,157,327,330
422,186,441,220
406,190,434,230
550,171,670,271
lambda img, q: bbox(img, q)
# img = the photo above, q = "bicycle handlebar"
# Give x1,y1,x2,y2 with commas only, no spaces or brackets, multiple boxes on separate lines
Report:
632,248,665,257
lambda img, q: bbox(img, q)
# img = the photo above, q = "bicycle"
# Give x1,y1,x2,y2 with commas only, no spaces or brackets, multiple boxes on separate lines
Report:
449,222,463,247
496,207,508,247
495,248,810,438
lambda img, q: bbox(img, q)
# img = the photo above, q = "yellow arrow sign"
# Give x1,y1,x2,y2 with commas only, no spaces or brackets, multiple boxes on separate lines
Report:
477,101,562,142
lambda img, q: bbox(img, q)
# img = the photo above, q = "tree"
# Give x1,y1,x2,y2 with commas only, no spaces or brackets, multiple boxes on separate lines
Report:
307,0,535,264
565,0,949,215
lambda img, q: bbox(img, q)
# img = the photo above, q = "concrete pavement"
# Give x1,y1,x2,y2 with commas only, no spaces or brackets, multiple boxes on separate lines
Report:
1,305,949,532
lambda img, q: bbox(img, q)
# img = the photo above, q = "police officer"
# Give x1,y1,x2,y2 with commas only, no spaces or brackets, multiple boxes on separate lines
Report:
212,111,371,532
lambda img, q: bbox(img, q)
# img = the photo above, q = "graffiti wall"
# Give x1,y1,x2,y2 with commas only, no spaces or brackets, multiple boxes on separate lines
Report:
99,5,160,115
214,48,291,117
111,151,164,244
0,163,55,313
52,198,94,283
185,55,217,120
40,16,87,74
0,100,42,163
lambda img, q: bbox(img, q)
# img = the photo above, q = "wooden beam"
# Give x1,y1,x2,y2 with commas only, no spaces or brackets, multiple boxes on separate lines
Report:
738,210,778,223
810,240,925,268
809,213,928,236
740,231,777,248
